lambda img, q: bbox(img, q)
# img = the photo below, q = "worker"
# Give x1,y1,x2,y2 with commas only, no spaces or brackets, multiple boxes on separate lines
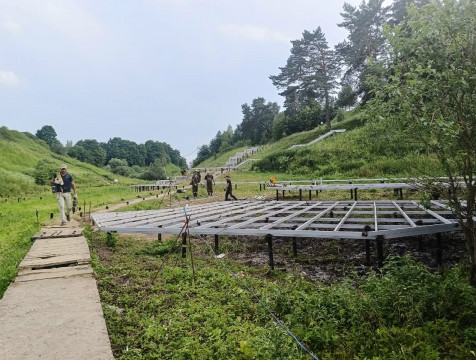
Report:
204,172,215,197
224,175,237,201
50,164,77,226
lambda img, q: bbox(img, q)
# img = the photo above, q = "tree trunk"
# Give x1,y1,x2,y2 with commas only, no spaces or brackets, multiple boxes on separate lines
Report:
324,87,331,129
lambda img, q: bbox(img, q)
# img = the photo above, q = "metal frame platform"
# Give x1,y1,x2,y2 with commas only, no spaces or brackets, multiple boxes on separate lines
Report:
91,200,463,240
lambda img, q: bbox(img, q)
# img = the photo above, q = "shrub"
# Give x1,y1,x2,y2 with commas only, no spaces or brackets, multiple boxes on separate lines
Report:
33,159,58,186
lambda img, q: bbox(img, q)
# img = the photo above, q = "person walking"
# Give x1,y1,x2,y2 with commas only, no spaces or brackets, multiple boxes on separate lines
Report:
191,170,200,198
51,164,77,225
224,175,237,201
204,172,215,197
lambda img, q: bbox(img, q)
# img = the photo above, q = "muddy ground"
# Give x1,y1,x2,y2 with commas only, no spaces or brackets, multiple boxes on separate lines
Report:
108,230,469,284
203,232,469,282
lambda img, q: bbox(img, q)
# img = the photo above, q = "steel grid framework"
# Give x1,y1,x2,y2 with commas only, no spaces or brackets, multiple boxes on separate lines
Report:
91,200,465,240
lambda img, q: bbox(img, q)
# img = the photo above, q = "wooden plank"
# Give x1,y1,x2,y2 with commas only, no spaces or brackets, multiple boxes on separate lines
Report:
31,227,84,240
19,237,90,270
16,265,93,282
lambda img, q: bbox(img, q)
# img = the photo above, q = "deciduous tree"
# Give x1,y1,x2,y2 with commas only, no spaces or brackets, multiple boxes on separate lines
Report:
366,0,476,285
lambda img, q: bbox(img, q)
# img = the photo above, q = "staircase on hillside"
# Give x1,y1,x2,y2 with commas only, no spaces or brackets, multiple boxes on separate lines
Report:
225,147,261,168
288,129,346,150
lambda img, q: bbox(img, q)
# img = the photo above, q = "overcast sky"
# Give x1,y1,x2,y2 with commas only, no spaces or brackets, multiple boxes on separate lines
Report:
0,0,364,164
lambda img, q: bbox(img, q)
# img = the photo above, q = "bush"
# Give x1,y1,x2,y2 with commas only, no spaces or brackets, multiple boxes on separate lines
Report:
33,159,58,185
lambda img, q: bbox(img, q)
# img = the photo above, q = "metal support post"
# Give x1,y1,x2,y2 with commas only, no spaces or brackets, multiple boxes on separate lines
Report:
299,189,302,201
365,239,370,265
276,190,279,201
376,235,384,268
292,237,297,257
266,234,274,270
436,233,442,267
214,234,219,253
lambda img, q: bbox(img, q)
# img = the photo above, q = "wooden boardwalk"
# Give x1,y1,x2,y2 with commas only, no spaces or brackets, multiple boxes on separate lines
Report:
0,222,114,360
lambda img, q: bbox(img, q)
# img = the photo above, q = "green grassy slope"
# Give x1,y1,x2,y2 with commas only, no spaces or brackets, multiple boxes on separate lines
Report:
0,126,150,298
195,109,443,180
0,126,142,197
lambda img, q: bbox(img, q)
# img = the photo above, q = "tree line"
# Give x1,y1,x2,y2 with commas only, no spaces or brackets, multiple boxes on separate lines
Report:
35,125,187,180
193,0,427,166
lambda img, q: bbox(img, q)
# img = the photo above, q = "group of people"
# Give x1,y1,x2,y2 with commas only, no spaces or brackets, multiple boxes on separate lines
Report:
50,164,238,228
190,170,237,200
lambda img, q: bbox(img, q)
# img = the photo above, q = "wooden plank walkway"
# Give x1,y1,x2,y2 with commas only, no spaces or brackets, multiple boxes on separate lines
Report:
0,222,114,360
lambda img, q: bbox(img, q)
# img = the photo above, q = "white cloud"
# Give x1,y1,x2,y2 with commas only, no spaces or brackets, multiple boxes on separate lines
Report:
1,16,22,35
220,24,290,44
0,0,109,46
0,71,21,87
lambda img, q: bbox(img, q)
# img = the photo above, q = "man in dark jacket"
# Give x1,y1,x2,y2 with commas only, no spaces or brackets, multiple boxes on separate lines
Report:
191,170,200,198
224,175,237,201
204,172,214,197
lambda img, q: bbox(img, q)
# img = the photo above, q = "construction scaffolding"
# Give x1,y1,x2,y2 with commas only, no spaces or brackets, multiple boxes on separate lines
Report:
91,200,471,269
91,200,463,240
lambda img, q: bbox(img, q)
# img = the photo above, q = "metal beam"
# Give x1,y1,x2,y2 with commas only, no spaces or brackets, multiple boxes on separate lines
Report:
91,200,466,241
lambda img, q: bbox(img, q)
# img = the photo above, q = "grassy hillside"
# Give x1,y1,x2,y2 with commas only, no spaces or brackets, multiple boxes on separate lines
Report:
0,126,142,197
194,146,249,169
0,126,157,298
195,110,444,180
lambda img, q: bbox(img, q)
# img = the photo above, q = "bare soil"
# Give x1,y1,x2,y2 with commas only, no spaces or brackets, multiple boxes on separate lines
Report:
110,229,468,284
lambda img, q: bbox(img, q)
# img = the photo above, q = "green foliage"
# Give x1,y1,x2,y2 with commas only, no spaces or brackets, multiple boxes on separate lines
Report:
270,27,338,127
89,227,476,359
104,138,186,170
35,125,64,154
68,139,107,167
241,97,280,145
335,109,345,123
365,0,476,283
108,158,129,174
33,159,58,185
141,159,167,181
252,117,442,178
35,125,58,147
336,85,357,110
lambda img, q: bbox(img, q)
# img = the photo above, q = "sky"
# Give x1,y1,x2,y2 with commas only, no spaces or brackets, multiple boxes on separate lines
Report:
0,0,364,164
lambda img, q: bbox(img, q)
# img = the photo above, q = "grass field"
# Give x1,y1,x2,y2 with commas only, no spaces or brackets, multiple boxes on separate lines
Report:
0,183,166,298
